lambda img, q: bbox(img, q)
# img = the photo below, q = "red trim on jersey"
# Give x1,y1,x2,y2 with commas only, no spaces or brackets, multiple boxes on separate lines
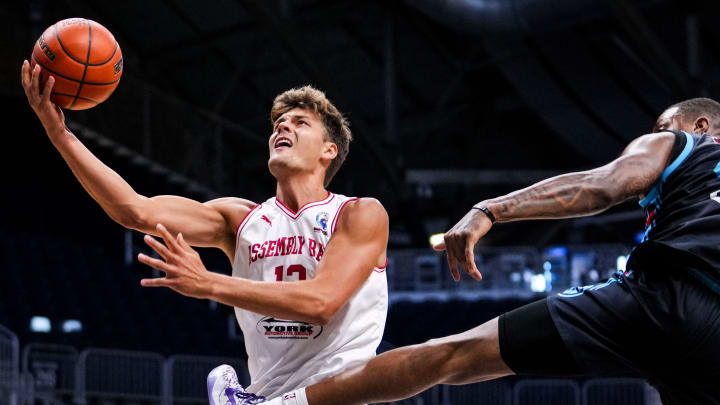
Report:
274,192,335,220
236,204,262,235
330,197,359,233
373,258,388,273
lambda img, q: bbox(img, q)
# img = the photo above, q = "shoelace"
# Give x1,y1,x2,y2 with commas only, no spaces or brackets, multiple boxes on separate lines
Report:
235,390,267,404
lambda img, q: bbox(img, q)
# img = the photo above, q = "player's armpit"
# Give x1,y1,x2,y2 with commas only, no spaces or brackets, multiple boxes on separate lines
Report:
309,198,389,324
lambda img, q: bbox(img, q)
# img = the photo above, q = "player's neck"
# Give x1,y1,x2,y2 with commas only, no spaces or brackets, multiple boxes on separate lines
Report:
275,178,328,213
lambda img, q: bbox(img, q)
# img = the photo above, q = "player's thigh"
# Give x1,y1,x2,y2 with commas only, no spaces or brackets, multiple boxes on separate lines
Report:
423,317,513,385
499,299,581,376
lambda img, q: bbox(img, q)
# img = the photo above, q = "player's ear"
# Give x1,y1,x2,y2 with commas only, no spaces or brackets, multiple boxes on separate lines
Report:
322,141,338,161
693,116,710,134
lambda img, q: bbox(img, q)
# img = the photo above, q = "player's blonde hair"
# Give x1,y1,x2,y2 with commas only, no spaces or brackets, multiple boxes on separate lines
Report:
271,86,352,187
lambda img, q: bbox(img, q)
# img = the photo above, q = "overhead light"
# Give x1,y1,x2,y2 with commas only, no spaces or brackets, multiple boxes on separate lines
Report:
530,274,547,293
546,246,567,257
30,316,51,333
62,320,82,333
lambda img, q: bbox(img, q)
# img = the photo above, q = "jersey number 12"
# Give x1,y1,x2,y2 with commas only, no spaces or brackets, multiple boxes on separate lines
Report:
275,264,307,281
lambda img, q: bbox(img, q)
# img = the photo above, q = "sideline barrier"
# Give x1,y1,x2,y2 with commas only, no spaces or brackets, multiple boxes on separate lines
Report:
0,324,19,405
165,354,249,405
74,348,164,404
583,378,650,405
7,340,663,405
21,344,77,403
444,379,512,405
514,379,581,405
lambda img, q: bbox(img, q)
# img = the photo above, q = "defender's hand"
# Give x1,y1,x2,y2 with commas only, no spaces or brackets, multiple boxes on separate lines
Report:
432,208,493,282
21,60,66,136
138,223,212,299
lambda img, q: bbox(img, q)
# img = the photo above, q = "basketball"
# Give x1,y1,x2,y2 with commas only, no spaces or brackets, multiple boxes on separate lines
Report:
30,18,123,110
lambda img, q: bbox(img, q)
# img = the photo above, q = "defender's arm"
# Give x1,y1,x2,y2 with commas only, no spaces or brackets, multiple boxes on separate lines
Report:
139,199,389,325
438,132,677,281
484,132,676,221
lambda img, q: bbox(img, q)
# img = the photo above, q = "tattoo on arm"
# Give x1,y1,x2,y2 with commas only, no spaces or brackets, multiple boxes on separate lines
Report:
486,173,614,222
483,133,673,223
486,157,657,222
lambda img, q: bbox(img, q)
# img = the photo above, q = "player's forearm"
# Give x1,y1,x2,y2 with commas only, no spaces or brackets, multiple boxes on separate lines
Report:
50,129,144,226
205,272,334,324
483,169,620,222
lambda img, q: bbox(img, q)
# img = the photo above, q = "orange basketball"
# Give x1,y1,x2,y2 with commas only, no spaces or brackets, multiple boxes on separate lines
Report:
31,18,123,110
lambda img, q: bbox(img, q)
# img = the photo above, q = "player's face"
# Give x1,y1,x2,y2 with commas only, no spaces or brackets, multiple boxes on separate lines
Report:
268,108,337,181
652,106,684,133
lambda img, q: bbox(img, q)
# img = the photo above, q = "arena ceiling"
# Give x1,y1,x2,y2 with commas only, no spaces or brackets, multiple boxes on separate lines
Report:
4,0,720,247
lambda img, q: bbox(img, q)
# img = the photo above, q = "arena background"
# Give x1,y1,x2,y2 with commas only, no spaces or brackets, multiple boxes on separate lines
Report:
1,0,719,404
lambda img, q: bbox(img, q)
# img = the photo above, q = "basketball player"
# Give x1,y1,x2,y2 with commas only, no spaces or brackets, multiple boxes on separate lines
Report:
20,61,389,403
250,98,720,405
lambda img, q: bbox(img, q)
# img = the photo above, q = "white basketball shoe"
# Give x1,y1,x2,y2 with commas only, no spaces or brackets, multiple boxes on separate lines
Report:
207,364,266,405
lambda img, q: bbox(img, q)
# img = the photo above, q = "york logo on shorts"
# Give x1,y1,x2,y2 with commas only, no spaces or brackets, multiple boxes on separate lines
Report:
256,317,323,340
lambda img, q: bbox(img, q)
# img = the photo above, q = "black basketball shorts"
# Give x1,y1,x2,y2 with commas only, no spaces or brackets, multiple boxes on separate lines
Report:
498,268,720,405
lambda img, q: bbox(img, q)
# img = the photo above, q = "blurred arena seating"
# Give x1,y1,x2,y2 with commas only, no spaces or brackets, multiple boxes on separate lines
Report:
0,225,632,351
0,229,662,405
0,323,661,405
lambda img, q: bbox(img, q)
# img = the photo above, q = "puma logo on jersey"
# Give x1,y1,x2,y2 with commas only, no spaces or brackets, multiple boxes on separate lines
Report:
261,215,272,226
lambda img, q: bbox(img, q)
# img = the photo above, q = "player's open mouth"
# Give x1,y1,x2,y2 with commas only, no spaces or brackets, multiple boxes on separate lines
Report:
274,136,293,150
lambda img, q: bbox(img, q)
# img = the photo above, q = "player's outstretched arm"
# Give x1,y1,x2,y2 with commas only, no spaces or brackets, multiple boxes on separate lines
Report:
436,132,677,280
20,61,250,255
480,132,677,222
138,199,389,325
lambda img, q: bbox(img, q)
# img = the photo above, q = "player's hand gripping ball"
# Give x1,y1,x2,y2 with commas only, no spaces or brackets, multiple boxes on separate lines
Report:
31,18,123,110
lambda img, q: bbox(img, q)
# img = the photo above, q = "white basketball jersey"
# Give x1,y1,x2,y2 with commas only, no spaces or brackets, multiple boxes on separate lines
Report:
232,192,388,398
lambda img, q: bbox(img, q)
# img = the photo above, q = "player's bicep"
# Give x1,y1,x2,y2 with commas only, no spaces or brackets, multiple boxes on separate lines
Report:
313,199,389,307
603,132,676,201
134,195,241,249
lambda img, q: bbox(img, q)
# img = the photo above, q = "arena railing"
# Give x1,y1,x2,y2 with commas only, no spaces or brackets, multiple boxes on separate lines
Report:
390,386,441,405
582,378,660,405
420,378,660,405
0,324,19,405
442,378,513,404
21,344,77,404
513,379,582,405
164,354,249,405
17,372,33,405
13,343,661,405
73,348,164,405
